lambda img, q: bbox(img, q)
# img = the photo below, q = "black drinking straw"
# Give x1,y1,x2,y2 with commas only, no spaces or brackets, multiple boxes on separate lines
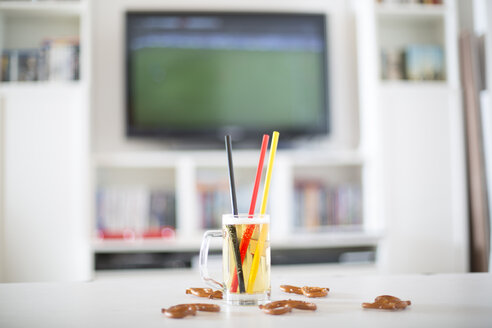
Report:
225,135,246,293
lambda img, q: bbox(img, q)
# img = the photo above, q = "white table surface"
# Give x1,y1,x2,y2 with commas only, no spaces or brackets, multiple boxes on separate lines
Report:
1,265,491,328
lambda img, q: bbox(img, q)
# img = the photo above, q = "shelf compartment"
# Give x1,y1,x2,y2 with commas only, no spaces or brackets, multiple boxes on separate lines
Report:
292,166,363,233
377,8,446,82
0,13,80,50
0,80,82,92
0,3,82,83
95,167,177,241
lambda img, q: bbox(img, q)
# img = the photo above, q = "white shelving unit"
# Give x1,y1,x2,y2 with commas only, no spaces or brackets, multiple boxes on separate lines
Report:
355,0,468,273
0,0,469,278
0,0,92,282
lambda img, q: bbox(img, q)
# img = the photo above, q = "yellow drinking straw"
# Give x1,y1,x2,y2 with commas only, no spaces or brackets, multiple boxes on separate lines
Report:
246,131,279,294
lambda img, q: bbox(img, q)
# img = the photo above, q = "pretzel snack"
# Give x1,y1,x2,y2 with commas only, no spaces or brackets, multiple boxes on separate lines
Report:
362,295,411,310
280,285,303,295
280,285,329,298
259,300,317,315
186,288,223,299
161,303,221,319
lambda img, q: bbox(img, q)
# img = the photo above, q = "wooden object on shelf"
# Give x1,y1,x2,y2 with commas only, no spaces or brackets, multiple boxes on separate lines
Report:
459,30,490,272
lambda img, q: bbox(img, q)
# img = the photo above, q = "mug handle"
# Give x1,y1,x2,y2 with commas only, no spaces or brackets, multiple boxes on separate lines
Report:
199,230,224,290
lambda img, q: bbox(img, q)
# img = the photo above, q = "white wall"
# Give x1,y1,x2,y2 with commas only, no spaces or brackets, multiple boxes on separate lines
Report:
90,0,359,153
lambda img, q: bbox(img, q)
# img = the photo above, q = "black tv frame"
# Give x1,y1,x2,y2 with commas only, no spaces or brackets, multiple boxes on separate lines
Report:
125,11,330,144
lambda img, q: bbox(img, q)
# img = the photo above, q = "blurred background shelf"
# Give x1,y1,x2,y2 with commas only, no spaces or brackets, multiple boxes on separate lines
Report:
93,150,364,169
0,0,85,84
92,237,211,253
376,3,446,17
375,0,453,84
91,231,381,254
0,80,83,92
379,80,449,87
0,0,84,16
93,150,367,252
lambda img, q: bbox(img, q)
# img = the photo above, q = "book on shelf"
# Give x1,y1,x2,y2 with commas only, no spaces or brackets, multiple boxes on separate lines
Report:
197,182,230,230
376,0,442,4
96,187,176,240
197,180,254,229
304,182,322,229
0,51,11,82
405,45,444,81
294,180,362,232
381,48,405,80
0,37,80,83
381,44,445,81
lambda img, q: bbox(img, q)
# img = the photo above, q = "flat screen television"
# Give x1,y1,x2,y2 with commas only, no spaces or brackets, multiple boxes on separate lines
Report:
126,12,329,143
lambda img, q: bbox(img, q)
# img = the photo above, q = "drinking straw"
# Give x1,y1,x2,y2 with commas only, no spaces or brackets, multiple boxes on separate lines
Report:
230,134,269,293
247,131,279,294
224,135,246,293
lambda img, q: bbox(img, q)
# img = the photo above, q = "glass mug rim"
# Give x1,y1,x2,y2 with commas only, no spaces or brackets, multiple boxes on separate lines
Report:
222,213,270,225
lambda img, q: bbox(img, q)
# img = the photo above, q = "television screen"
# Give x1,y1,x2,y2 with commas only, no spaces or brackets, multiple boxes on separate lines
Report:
126,12,329,142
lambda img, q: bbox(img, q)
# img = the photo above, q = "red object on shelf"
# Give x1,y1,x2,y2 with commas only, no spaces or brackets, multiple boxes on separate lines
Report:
98,231,125,240
98,227,176,240
142,227,176,239
98,229,136,240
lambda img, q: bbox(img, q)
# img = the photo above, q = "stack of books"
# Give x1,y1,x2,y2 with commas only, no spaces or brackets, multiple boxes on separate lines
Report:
293,181,363,231
96,187,176,240
0,37,80,82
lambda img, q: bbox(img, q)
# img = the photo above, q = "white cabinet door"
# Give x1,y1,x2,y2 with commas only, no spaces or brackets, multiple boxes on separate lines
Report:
0,85,91,282
378,86,468,273
0,94,4,282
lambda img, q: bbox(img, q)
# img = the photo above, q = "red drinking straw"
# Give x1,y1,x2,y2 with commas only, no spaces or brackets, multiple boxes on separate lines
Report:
230,134,269,293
